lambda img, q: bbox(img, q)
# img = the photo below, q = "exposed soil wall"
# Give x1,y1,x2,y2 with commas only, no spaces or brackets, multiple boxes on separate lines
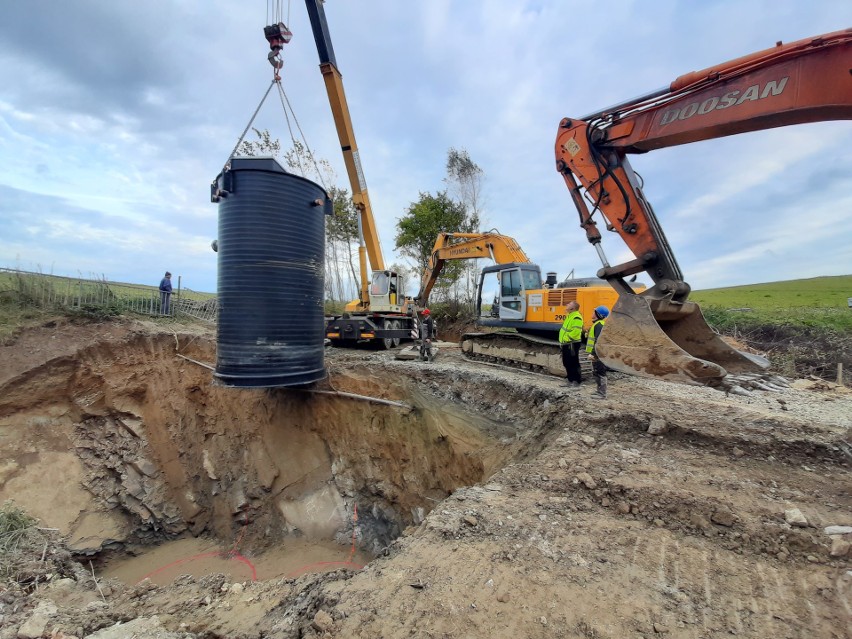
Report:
0,331,502,558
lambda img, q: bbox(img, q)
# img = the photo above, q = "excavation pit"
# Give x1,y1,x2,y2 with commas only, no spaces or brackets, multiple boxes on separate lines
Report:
0,332,515,585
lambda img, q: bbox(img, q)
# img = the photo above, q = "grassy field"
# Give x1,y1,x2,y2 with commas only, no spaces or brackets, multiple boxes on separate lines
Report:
0,271,215,302
691,275,852,333
692,275,852,310
0,270,216,341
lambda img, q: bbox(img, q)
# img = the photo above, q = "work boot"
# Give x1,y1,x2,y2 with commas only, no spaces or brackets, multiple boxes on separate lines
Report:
591,378,607,399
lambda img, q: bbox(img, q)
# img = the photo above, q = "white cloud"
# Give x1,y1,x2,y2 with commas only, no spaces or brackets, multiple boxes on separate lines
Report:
0,0,851,294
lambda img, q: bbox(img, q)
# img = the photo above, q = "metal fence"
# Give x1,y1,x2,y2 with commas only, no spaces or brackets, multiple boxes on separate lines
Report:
175,295,218,322
0,268,218,322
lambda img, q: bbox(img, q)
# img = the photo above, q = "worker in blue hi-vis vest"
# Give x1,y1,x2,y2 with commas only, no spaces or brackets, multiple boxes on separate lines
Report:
586,306,610,399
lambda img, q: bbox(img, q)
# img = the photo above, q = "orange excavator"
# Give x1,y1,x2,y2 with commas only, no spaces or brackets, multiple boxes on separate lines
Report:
555,28,852,387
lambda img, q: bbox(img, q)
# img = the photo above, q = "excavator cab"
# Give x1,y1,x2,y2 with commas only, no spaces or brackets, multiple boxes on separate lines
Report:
476,263,542,325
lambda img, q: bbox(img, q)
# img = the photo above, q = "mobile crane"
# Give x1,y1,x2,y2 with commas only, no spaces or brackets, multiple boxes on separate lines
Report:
287,1,415,349
415,232,642,375
555,28,852,387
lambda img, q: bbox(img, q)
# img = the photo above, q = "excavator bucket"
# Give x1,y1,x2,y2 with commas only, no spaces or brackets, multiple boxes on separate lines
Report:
596,294,769,386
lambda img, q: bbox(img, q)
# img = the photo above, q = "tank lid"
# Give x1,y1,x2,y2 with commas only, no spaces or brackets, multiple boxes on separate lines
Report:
227,156,288,173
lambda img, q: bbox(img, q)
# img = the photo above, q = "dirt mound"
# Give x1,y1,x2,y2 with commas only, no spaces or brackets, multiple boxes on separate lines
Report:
433,316,478,343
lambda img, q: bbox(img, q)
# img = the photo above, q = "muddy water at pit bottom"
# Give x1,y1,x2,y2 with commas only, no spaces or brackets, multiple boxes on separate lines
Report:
102,537,373,586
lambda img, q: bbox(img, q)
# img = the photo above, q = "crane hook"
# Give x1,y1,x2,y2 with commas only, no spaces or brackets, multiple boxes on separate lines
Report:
264,22,291,80
268,50,284,70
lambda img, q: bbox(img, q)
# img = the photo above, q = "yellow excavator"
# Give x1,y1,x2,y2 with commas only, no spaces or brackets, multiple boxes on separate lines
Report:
415,231,642,375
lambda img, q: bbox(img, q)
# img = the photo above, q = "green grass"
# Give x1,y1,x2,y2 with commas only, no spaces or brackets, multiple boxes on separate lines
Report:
0,303,52,342
0,501,37,553
0,270,217,341
692,275,851,310
0,271,215,302
693,275,852,332
0,270,216,324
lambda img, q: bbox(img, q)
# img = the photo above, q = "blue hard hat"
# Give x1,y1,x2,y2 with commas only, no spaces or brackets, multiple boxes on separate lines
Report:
594,305,610,318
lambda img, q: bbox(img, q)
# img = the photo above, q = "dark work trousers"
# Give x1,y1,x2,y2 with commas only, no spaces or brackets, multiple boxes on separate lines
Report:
592,358,607,394
561,342,582,383
420,337,433,361
160,291,171,315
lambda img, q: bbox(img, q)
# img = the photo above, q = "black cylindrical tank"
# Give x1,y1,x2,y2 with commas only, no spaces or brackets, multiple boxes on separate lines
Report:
211,157,332,387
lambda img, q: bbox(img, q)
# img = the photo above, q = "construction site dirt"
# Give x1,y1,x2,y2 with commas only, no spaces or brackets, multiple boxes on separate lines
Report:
0,318,850,639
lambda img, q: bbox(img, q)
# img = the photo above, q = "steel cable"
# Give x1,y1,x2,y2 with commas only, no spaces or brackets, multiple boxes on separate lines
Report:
276,81,328,189
223,79,277,169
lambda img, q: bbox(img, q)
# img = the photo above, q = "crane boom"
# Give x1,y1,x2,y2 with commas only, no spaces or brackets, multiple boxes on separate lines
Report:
555,29,852,387
304,0,384,307
297,1,414,350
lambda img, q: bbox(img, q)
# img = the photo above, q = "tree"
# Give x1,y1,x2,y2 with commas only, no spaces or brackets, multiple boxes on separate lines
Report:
238,130,335,188
326,186,360,302
236,127,282,158
444,147,486,301
395,191,470,301
444,147,484,230
283,140,335,188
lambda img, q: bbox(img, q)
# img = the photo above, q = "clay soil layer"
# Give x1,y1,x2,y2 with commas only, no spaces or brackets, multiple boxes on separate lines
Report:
0,318,850,639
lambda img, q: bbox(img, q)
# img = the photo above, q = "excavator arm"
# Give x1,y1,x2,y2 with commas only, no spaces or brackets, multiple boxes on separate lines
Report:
555,29,852,386
415,232,531,306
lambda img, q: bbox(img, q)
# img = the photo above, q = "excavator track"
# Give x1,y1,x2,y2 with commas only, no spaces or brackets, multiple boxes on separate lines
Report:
461,332,592,378
461,331,787,395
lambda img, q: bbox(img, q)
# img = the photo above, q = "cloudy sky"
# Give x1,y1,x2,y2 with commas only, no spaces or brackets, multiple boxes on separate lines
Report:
1,1,850,294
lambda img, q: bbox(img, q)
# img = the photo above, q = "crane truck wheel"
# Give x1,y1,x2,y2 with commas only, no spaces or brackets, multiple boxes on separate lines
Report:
391,320,402,347
381,319,394,350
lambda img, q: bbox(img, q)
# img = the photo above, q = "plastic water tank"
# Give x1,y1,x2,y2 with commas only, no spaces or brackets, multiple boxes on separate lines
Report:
211,157,332,387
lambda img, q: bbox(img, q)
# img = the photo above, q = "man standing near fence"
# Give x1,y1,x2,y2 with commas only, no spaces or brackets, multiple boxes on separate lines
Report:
159,271,173,315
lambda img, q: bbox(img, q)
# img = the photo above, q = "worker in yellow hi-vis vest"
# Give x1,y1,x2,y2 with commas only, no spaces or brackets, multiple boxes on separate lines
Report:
558,300,584,388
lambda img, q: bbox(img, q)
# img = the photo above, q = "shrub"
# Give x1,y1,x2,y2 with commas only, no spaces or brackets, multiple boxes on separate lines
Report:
0,501,37,554
70,301,123,320
702,306,852,384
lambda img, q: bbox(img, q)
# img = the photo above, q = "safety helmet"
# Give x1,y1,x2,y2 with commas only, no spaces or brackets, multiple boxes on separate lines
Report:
594,305,610,318
422,308,431,315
